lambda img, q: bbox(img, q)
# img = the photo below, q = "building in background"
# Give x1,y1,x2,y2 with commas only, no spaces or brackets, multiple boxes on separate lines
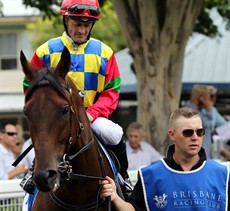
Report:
0,0,40,136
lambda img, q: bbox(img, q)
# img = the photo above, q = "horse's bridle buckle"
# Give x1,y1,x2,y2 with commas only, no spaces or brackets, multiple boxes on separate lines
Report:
58,154,72,180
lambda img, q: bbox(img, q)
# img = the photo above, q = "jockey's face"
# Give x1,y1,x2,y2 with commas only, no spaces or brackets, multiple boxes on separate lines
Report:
65,17,92,44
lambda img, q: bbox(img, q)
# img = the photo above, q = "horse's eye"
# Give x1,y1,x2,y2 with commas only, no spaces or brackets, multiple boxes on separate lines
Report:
63,107,70,117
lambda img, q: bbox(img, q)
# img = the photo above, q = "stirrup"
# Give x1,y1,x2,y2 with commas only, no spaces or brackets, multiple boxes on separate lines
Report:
117,173,133,199
20,167,35,194
124,177,133,192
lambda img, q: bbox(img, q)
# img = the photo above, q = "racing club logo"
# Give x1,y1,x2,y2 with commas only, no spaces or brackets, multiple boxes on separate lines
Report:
154,193,168,209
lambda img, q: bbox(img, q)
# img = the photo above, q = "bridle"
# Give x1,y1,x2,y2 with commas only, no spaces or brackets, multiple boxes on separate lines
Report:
25,67,110,210
50,135,108,211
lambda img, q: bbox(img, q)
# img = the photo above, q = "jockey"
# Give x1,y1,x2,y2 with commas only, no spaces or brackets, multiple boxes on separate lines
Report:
22,0,132,194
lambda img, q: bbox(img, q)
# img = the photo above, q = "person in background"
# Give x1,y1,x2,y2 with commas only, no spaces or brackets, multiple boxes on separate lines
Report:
204,85,230,160
202,85,227,128
99,107,229,211
198,85,229,159
220,139,230,161
186,85,213,158
126,122,163,170
11,139,24,179
11,140,23,158
0,123,25,180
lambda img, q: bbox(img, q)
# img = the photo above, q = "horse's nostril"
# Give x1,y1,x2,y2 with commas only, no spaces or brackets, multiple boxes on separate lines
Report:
48,170,57,179
34,170,58,192
47,170,59,184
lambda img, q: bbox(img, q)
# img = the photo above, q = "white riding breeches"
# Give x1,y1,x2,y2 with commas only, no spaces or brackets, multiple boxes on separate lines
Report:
91,117,123,146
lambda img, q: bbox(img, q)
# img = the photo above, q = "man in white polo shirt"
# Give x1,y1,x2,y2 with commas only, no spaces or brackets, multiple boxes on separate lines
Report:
126,122,163,170
0,123,25,180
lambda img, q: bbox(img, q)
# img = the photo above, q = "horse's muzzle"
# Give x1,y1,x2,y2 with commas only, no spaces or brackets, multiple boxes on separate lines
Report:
33,170,60,192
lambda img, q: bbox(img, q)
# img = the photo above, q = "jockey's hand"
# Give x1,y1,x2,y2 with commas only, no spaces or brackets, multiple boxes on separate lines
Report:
86,112,94,123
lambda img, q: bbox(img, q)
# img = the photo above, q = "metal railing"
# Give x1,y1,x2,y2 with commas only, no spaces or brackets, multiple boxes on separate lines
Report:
0,179,24,211
0,172,139,211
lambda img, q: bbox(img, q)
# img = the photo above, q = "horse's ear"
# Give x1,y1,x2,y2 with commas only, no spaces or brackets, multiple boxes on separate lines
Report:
56,46,71,80
20,51,37,80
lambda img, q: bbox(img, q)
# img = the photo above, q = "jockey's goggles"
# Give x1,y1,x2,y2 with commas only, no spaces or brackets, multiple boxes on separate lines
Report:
181,128,205,137
67,4,100,17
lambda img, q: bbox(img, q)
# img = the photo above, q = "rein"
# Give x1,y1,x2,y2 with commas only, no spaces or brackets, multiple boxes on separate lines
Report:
51,135,108,211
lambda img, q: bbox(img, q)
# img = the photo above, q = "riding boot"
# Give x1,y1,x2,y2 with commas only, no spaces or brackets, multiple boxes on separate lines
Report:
107,138,133,197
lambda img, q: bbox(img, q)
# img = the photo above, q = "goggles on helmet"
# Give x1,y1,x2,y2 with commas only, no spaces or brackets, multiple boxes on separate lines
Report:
63,4,100,17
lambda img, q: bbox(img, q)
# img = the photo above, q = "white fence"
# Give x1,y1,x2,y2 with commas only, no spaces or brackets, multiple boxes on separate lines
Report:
0,179,24,211
1,162,229,210
0,172,139,211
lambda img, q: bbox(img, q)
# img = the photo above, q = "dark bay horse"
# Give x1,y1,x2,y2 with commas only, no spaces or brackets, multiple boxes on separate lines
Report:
20,47,115,211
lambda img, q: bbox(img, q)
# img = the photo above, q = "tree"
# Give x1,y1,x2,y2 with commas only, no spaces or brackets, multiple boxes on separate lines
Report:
5,0,229,153
111,0,229,153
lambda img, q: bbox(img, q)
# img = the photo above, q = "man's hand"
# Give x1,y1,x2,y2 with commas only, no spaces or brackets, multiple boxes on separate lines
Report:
99,176,135,211
100,176,118,201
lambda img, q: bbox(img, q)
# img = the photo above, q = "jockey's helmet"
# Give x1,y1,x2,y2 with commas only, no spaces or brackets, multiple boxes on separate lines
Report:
60,0,100,22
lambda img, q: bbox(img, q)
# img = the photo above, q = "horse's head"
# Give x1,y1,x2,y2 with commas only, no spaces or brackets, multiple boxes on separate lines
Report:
20,47,88,192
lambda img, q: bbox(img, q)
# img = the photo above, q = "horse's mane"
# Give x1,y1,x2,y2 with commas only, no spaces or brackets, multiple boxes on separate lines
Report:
25,67,69,102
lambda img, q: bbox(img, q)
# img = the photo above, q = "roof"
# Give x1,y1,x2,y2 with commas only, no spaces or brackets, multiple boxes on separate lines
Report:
116,9,230,94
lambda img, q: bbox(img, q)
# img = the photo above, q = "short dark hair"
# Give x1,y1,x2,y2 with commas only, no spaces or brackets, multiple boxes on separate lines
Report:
0,122,17,132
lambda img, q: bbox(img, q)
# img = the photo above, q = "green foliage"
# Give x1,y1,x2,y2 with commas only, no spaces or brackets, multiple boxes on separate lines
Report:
91,1,126,52
23,0,61,19
0,0,3,16
194,0,230,37
26,16,64,50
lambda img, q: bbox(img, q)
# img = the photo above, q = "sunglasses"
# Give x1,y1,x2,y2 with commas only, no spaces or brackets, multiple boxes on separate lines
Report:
67,4,100,17
181,128,205,137
6,132,18,136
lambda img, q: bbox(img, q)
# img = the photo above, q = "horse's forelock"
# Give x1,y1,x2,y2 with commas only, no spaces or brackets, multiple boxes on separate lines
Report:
25,68,69,102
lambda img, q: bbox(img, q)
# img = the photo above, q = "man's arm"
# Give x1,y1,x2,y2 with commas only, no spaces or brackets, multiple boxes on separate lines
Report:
8,164,25,179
